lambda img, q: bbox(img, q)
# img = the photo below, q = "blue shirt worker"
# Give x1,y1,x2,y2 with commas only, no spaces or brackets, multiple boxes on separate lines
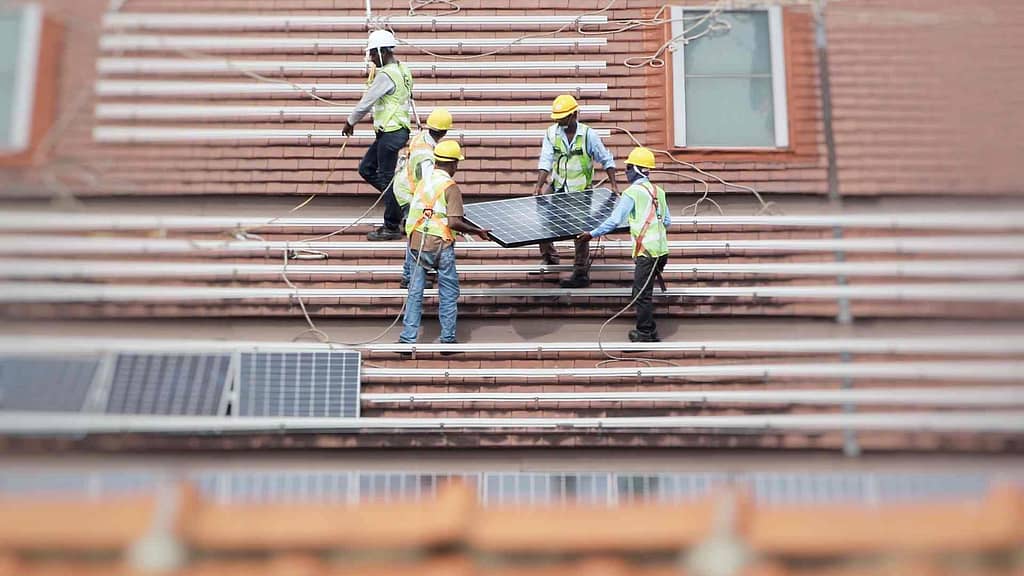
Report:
577,147,671,342
399,141,491,345
343,29,413,242
531,94,618,288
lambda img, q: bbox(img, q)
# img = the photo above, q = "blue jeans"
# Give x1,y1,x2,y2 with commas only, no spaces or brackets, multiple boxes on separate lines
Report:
399,243,460,343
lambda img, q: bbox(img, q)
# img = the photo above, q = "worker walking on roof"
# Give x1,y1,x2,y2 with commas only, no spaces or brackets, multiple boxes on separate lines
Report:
532,94,618,288
342,29,413,242
399,141,491,345
576,147,671,342
395,108,453,289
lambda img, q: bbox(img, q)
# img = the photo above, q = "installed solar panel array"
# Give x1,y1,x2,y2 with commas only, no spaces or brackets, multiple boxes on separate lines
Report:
238,351,360,418
105,353,231,415
0,356,98,412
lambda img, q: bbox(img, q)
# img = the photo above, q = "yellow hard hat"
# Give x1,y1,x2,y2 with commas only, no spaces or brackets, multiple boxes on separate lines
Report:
626,146,656,169
426,108,453,131
550,94,579,120
433,140,465,162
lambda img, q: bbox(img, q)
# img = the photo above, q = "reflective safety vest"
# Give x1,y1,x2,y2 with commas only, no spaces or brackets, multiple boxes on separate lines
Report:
406,169,455,243
371,62,413,133
624,180,669,258
393,131,434,207
547,123,593,193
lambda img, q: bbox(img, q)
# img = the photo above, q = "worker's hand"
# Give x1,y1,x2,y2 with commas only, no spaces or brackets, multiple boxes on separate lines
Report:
608,182,620,194
341,122,355,137
532,183,546,197
576,231,592,243
477,229,493,241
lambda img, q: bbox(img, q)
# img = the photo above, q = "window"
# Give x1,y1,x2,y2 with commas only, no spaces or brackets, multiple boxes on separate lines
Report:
670,6,788,149
0,4,42,153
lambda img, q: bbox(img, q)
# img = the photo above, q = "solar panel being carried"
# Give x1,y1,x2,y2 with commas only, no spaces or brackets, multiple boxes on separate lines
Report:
463,188,626,247
237,351,360,418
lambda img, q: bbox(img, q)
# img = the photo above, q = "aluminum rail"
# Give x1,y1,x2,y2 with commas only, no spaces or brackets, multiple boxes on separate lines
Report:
4,235,1023,256
4,335,1024,357
3,259,1021,280
95,80,609,97
1,411,1022,435
102,13,610,30
99,37,607,54
362,387,1024,407
3,282,1024,304
359,361,1024,381
94,103,611,121
93,127,611,143
4,210,1023,231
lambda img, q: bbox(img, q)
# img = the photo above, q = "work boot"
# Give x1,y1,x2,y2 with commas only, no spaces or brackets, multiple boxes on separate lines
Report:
439,338,459,356
628,330,661,343
559,274,590,288
367,226,404,241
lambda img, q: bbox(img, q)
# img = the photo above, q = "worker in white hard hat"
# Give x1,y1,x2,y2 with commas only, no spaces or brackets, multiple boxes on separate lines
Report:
395,108,454,289
342,29,415,241
532,94,618,288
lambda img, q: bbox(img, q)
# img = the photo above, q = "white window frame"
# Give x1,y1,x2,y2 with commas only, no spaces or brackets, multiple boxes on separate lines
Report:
2,3,42,153
670,5,789,149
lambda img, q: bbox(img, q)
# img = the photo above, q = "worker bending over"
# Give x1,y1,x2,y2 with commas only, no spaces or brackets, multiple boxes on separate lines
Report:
342,29,413,242
532,94,618,288
399,141,491,344
577,147,671,343
394,108,453,289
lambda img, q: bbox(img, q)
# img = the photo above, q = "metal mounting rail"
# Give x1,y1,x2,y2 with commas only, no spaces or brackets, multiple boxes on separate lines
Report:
94,103,611,121
361,387,1024,407
3,259,1021,280
95,80,606,97
0,410,1022,435
3,235,1023,256
99,37,607,53
102,13,611,30
3,282,1024,303
93,127,610,143
3,335,1024,357
5,211,1024,231
359,361,1024,381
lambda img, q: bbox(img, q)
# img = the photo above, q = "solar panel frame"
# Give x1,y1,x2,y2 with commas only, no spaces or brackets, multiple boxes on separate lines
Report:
103,352,232,416
463,188,628,248
236,350,361,418
0,355,100,413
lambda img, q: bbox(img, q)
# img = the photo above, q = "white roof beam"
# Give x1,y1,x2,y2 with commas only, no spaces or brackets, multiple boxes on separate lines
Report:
102,13,610,31
92,127,610,143
94,103,610,121
98,36,606,54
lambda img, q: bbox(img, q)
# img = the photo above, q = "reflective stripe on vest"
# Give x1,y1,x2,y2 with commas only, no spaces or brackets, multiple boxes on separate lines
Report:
394,131,434,207
372,62,413,133
626,181,669,258
406,169,455,242
548,123,593,193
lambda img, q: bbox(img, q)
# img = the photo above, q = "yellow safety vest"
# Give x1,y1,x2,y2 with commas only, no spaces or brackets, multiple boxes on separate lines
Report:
372,62,413,133
624,180,669,258
393,131,434,208
406,169,455,243
548,122,594,193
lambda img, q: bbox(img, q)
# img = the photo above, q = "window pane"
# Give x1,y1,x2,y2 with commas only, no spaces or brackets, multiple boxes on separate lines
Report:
683,10,771,76
0,8,23,146
685,76,775,147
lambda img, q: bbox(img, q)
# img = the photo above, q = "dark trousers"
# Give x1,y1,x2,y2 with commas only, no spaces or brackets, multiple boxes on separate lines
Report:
358,127,409,230
633,255,668,336
538,184,591,277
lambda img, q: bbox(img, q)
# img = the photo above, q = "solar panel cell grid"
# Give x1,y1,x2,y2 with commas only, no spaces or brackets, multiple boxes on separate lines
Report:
463,188,626,247
0,356,98,412
105,353,230,416
237,351,360,418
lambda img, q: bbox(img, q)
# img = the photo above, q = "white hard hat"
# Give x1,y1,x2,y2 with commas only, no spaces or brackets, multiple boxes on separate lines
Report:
366,29,397,52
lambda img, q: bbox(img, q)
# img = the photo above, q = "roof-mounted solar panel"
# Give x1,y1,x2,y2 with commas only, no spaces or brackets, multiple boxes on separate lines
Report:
104,353,231,416
237,351,360,418
0,356,99,412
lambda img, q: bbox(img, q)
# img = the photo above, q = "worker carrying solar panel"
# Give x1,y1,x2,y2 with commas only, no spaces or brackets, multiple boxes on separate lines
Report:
399,141,492,345
394,107,454,290
532,94,619,288
342,30,413,242
577,147,672,343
